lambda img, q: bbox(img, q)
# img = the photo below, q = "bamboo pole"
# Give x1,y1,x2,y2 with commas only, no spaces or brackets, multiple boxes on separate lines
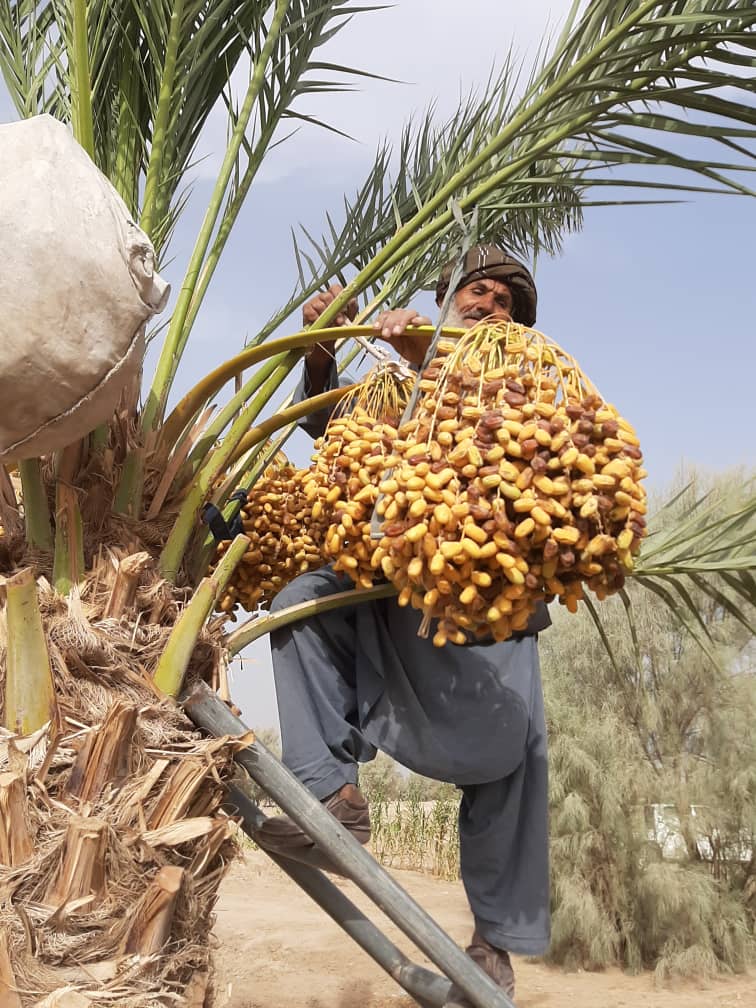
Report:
184,684,514,1008
225,771,450,1008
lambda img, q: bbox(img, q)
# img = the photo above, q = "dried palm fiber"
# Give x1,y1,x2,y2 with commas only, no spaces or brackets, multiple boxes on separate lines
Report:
374,319,647,646
310,361,414,589
0,562,242,1007
0,115,170,462
213,458,329,617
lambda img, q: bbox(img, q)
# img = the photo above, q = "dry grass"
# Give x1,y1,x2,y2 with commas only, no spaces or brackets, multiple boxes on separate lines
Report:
367,792,460,881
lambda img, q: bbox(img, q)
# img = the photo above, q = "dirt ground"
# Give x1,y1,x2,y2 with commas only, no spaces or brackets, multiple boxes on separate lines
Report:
212,852,756,1008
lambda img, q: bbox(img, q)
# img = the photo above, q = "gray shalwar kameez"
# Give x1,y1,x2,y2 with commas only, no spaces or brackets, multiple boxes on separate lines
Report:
268,360,551,955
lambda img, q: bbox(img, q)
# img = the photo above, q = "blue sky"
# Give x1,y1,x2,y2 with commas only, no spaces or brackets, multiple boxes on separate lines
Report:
2,1,754,730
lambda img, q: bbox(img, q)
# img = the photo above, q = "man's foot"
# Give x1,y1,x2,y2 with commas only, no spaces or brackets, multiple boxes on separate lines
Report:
255,783,371,857
444,930,516,1007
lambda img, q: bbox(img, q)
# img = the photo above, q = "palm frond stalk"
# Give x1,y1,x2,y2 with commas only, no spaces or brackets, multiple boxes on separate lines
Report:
586,480,756,669
154,532,249,696
16,459,52,551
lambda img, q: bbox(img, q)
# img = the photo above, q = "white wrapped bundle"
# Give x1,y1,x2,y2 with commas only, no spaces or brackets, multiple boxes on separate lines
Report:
0,115,170,461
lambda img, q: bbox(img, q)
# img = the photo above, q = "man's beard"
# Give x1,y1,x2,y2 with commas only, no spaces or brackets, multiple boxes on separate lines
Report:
442,303,488,329
442,303,469,328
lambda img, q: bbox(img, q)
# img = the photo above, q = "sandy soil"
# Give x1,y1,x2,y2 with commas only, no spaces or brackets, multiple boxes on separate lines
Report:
213,852,756,1008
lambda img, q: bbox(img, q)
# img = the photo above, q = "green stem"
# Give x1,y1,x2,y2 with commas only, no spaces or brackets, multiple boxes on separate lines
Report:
90,424,109,451
180,118,282,346
113,446,145,518
170,360,292,500
70,0,95,159
4,568,58,734
213,426,291,509
159,325,433,452
189,503,246,589
188,435,281,585
153,534,249,697
225,583,398,655
52,482,85,596
18,459,53,551
159,384,354,583
183,357,287,475
141,0,289,434
140,0,185,241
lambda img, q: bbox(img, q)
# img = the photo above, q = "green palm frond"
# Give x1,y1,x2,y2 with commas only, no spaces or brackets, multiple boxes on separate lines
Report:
586,478,756,669
282,0,755,330
142,0,389,432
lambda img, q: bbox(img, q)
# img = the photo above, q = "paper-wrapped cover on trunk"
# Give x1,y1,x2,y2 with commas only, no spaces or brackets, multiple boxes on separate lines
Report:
0,114,170,461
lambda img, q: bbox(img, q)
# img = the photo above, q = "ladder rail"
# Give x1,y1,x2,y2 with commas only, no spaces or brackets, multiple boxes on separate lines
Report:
184,681,516,1008
226,769,450,1008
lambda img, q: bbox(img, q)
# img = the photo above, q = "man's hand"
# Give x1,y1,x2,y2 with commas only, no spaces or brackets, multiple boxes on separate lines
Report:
302,284,357,394
373,308,433,366
303,284,358,327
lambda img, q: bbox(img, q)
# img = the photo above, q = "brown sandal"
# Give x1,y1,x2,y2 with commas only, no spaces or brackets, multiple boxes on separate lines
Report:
444,930,516,1007
255,783,371,859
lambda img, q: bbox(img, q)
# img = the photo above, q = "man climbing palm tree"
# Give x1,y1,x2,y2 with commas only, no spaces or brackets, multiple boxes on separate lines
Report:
258,246,550,1006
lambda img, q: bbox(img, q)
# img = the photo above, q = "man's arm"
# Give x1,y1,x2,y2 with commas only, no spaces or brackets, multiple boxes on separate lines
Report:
295,289,434,438
302,285,435,385
301,285,356,396
295,285,356,438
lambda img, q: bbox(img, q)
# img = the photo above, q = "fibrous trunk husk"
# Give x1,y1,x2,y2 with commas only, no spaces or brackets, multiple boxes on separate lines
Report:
43,815,107,912
0,930,22,1008
0,554,240,1007
0,771,34,866
103,552,152,619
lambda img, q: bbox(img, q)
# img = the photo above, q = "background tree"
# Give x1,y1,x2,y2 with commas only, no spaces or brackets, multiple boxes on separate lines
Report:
540,470,756,977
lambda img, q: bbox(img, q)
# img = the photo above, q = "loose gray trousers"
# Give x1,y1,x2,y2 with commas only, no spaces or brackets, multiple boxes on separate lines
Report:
269,566,551,955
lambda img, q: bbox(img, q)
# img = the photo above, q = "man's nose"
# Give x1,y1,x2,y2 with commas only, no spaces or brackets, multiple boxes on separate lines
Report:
477,292,497,313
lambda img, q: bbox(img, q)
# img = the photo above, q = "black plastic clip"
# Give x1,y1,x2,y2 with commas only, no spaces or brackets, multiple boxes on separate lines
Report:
201,488,249,542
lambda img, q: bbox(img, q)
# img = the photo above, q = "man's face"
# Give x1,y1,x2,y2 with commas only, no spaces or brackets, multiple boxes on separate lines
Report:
445,278,514,328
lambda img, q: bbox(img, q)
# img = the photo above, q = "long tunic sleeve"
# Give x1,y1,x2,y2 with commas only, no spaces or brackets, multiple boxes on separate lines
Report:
292,357,352,439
